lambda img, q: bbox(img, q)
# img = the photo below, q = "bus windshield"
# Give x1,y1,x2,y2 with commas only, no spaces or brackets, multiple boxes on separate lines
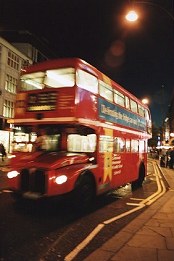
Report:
11,125,97,154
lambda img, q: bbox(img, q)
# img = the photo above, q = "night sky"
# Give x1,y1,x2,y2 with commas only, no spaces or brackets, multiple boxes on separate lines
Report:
1,0,174,126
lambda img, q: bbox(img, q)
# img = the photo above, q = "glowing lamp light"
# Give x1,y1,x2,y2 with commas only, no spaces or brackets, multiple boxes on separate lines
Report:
55,175,68,185
125,10,139,22
142,98,149,105
7,170,20,179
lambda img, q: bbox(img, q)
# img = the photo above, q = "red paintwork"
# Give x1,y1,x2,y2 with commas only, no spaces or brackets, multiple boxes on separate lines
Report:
7,151,95,197
7,58,151,200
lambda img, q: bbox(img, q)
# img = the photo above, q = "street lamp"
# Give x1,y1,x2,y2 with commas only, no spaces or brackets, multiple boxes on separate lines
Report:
125,10,139,22
125,1,174,22
142,98,149,105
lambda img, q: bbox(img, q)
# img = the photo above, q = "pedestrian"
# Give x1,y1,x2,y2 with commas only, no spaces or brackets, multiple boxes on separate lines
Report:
169,147,174,169
0,142,7,161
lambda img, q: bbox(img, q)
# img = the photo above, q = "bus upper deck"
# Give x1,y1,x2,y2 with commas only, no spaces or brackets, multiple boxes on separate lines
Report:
11,58,151,137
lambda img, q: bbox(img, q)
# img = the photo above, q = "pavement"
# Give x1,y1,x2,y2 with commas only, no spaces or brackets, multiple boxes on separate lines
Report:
84,164,174,261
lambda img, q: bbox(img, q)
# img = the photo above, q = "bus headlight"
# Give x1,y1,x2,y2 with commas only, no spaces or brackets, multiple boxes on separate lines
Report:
55,175,68,185
7,170,20,179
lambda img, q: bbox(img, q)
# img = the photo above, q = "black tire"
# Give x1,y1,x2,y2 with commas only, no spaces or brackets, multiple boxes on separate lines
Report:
131,164,145,191
74,174,96,209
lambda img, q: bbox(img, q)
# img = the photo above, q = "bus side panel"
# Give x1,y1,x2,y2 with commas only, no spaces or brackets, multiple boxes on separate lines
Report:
98,152,141,192
122,153,140,184
111,153,128,187
97,153,127,191
75,88,98,120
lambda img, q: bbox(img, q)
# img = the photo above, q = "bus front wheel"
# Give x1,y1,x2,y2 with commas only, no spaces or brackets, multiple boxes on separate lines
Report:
74,174,96,209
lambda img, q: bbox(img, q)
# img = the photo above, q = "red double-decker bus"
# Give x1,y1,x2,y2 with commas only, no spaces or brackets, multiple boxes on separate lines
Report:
7,58,152,206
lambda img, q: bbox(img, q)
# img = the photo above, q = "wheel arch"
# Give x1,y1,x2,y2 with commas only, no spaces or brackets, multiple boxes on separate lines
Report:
74,169,97,193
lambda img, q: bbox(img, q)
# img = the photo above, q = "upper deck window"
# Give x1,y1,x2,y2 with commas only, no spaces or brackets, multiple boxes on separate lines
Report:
76,69,98,94
20,68,75,90
138,104,145,117
145,109,150,121
130,99,138,113
99,80,113,102
125,96,130,110
45,68,75,87
114,90,125,107
21,72,45,90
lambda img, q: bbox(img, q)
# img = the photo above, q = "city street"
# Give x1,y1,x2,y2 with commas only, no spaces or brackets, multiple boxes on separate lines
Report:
0,159,168,261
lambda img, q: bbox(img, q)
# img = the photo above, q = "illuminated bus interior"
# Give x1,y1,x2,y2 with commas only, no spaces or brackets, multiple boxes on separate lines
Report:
12,125,97,154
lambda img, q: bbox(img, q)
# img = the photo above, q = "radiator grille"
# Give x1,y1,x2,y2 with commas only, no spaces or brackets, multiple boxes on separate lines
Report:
20,168,47,194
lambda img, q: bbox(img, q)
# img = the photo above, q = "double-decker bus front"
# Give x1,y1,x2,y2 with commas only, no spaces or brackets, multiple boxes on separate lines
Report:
7,59,100,206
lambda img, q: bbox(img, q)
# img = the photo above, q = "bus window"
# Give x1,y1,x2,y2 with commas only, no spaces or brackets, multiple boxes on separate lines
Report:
145,109,152,135
131,140,139,152
138,104,145,117
145,109,150,121
126,139,131,152
67,134,97,152
139,140,145,153
20,68,76,90
114,90,125,107
45,68,75,87
99,80,113,102
76,69,98,94
99,135,113,152
113,137,125,153
12,127,60,153
125,96,130,110
20,72,45,90
130,99,138,113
